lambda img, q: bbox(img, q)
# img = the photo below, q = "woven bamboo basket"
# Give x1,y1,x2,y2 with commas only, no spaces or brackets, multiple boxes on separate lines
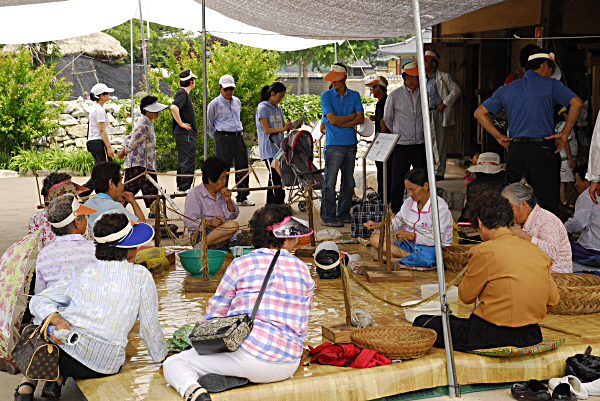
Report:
350,326,437,360
549,273,600,315
442,245,474,272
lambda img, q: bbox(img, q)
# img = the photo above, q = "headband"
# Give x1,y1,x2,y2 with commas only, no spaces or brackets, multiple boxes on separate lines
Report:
49,197,80,228
528,52,555,62
95,222,133,243
266,215,291,232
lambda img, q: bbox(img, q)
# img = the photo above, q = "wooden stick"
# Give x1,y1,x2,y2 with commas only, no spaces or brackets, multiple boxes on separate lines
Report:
201,216,208,281
250,165,261,186
386,203,392,275
33,170,43,208
232,169,251,190
341,261,352,326
378,213,385,270
307,181,316,247
154,194,161,247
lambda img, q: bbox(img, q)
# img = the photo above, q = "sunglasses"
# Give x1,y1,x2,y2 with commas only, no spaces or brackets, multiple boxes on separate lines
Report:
223,87,235,92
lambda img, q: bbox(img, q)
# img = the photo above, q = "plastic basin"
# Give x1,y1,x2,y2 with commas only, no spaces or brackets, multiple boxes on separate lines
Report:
401,300,442,323
229,246,254,258
178,249,227,277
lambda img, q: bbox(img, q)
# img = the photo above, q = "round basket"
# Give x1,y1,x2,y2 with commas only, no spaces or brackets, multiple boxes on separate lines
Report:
442,245,474,272
549,273,600,315
350,326,437,360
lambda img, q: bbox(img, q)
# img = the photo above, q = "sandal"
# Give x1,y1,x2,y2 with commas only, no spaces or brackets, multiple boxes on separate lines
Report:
511,380,550,400
14,382,36,401
187,386,211,401
42,380,64,400
198,374,249,393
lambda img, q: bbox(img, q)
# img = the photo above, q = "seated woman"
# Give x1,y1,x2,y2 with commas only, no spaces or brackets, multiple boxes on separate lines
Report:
364,168,453,267
565,163,600,260
414,192,559,352
164,204,315,401
28,172,92,250
15,212,167,401
184,157,243,249
501,181,573,273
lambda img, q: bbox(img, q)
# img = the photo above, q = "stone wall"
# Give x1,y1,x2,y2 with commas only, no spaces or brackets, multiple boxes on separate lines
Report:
45,98,140,150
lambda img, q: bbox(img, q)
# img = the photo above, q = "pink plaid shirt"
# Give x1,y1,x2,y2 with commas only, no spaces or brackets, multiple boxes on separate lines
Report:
203,248,314,363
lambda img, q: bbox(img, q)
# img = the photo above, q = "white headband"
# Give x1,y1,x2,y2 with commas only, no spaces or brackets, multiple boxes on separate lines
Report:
528,52,555,62
49,197,79,228
95,222,133,243
180,74,194,81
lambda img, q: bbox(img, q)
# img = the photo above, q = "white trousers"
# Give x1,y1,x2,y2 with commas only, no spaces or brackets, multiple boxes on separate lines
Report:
163,348,299,397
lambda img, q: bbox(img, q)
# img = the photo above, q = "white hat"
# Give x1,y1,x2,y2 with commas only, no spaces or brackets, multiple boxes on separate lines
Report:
365,76,388,89
179,69,198,81
467,152,504,174
528,52,562,80
143,101,168,113
219,74,236,88
403,61,419,76
90,83,114,95
323,65,347,82
424,50,437,60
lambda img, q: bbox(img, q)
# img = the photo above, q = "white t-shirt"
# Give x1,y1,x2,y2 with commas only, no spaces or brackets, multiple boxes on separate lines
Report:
88,102,107,141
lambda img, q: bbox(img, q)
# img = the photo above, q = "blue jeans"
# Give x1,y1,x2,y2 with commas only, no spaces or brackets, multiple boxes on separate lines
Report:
321,144,357,223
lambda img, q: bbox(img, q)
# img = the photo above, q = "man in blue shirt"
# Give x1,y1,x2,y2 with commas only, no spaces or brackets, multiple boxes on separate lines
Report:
206,75,253,206
320,63,364,226
474,49,583,216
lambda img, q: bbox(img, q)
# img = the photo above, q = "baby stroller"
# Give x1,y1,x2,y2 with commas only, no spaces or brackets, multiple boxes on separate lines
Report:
279,130,324,211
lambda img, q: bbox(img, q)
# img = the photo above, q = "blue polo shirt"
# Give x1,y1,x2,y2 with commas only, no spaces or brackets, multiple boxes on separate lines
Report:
482,70,577,138
321,86,363,145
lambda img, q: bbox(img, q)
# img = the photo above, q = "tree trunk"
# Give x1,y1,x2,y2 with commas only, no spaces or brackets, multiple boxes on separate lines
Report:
302,61,309,94
297,57,303,95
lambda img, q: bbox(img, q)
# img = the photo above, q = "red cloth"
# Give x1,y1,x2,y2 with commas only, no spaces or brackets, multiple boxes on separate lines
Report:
308,342,392,368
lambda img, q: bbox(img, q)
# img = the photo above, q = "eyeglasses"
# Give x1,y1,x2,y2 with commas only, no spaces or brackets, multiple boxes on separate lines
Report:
223,87,235,92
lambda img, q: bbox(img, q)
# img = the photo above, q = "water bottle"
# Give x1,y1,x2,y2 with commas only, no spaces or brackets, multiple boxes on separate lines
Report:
47,325,79,345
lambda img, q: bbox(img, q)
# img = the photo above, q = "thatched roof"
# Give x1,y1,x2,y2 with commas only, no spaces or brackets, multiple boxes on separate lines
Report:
3,32,128,61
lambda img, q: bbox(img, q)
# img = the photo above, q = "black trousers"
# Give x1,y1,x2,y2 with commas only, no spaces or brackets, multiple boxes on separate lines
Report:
265,158,285,204
375,160,393,201
390,143,426,213
505,140,561,217
82,139,112,193
413,313,542,352
124,166,158,208
214,133,249,202
59,349,113,380
174,134,197,191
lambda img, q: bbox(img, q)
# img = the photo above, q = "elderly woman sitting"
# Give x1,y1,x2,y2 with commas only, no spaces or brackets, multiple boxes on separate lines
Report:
413,192,559,351
364,168,453,268
164,204,315,401
184,157,242,249
502,181,573,273
15,212,167,401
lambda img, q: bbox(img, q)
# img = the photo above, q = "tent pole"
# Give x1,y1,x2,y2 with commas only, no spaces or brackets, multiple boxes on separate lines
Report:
138,0,150,94
411,0,459,397
334,42,338,63
130,18,135,120
202,0,208,159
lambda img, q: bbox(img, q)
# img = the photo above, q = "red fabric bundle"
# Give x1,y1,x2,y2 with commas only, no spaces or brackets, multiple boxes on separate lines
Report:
308,342,391,368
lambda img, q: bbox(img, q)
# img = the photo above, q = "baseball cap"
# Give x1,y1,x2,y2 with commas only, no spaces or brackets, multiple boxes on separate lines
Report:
403,61,419,76
180,69,198,81
219,74,236,88
90,83,114,95
528,52,562,80
365,76,388,89
48,195,97,228
142,101,169,113
323,65,347,82
267,216,313,238
424,50,437,60
95,218,155,248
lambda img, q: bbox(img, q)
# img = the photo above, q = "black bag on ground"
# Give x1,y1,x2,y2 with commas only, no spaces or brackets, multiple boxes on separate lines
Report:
565,346,600,383
351,187,385,238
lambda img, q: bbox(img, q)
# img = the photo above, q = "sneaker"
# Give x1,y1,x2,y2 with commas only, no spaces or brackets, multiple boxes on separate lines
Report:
239,199,255,206
549,377,586,400
551,383,578,400
511,380,550,400
324,221,344,227
338,216,353,224
175,189,189,195
583,377,600,396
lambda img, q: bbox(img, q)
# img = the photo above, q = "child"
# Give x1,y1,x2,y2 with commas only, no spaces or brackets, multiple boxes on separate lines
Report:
463,143,481,186
556,107,577,203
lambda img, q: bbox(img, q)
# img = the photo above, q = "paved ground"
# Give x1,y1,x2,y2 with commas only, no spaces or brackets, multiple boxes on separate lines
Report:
0,168,532,401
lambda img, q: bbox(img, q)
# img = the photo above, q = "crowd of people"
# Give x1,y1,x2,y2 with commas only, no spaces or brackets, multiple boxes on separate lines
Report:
4,43,600,401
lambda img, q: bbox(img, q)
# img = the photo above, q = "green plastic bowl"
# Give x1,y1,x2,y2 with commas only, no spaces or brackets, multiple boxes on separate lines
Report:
229,246,254,258
179,249,227,277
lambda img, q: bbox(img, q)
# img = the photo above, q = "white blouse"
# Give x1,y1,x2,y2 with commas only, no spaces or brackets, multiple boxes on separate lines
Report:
392,196,453,247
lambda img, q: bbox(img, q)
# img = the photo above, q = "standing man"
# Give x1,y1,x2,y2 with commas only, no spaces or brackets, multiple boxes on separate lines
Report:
474,49,583,216
365,76,392,198
384,61,427,213
424,50,462,180
206,74,254,206
320,63,364,227
170,69,198,195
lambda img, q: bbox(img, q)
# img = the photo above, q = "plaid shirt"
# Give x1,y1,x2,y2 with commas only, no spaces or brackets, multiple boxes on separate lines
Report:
204,248,314,363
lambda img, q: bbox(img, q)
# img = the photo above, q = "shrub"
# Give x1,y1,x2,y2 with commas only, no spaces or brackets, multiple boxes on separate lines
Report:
280,94,376,122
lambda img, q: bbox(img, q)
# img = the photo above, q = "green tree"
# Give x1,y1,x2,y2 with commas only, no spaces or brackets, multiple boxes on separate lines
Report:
0,49,71,167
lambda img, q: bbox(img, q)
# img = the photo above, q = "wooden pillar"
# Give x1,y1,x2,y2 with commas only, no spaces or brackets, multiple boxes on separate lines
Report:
154,194,161,247
307,181,316,247
385,203,392,275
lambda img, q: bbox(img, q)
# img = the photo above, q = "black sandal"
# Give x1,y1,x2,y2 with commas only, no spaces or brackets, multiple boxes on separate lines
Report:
187,386,211,401
14,382,36,401
511,380,550,400
42,380,64,400
198,374,249,393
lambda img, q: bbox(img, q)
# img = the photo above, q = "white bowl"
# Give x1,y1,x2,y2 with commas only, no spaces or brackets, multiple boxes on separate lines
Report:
401,300,441,323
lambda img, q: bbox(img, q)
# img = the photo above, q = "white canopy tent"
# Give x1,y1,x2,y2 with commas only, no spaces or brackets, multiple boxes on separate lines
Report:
1,0,509,396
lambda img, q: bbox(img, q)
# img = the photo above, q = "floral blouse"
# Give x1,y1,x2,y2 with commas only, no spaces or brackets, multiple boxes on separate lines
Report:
124,114,156,171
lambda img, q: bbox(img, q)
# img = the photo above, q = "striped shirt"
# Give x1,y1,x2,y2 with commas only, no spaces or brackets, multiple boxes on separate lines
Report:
30,260,167,374
204,248,314,363
84,193,139,228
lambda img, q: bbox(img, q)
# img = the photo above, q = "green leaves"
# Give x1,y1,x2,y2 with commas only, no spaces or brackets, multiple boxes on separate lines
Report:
280,94,376,122
8,147,95,175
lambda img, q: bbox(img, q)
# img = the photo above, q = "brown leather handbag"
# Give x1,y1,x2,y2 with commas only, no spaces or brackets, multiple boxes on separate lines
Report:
11,312,60,381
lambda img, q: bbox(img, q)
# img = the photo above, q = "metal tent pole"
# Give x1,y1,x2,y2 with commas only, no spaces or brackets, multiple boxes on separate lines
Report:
411,0,459,397
130,18,135,117
137,0,150,94
202,0,208,159
334,42,338,63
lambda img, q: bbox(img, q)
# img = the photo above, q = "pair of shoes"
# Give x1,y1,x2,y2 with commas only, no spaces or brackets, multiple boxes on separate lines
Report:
324,221,344,227
41,380,63,400
198,374,248,393
238,199,255,206
175,189,189,195
549,376,587,399
511,379,550,400
14,382,36,401
551,383,578,400
338,216,353,224
435,175,445,181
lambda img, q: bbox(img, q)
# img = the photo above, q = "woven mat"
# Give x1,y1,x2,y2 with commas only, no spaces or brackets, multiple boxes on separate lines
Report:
467,338,565,357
